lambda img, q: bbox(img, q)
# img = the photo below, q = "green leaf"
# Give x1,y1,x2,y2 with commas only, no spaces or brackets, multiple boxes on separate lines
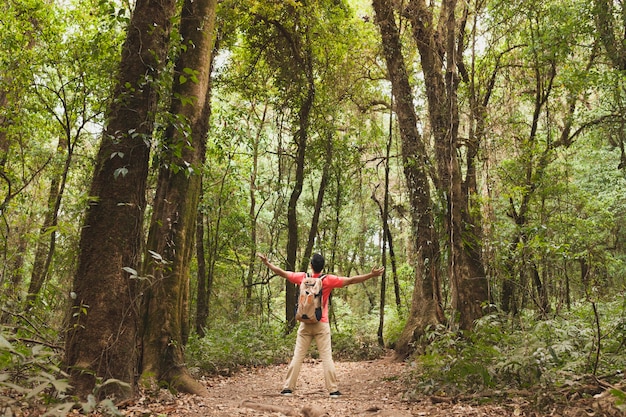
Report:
26,381,50,399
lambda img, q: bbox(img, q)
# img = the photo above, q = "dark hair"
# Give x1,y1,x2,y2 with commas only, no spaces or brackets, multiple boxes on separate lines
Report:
310,253,325,273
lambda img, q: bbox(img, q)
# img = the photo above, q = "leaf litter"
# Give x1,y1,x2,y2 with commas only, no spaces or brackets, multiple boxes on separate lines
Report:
57,354,624,416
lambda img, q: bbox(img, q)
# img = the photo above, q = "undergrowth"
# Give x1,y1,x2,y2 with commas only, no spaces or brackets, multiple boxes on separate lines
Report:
186,319,296,375
0,322,125,417
0,329,73,416
186,312,390,376
6,297,625,415
404,297,626,409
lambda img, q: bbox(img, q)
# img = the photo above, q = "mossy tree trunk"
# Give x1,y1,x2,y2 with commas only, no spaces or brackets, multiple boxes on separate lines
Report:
140,0,217,396
404,0,488,331
372,0,444,357
64,0,177,400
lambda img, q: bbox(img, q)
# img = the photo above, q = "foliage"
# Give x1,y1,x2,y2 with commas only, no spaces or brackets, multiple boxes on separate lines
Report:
186,319,296,375
381,304,408,348
405,297,626,403
0,323,130,416
0,329,71,416
4,0,626,412
330,298,386,361
186,306,390,374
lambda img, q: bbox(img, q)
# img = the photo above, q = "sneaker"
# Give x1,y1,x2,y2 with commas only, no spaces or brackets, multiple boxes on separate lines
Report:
280,389,293,396
329,391,342,398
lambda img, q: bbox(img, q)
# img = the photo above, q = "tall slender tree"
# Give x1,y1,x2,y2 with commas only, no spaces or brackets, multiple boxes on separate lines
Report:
245,1,317,328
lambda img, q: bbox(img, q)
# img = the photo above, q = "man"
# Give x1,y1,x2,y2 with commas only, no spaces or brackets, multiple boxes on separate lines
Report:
257,252,384,398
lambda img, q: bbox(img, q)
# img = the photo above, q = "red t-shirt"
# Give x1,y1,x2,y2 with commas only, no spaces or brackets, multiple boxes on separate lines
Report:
286,272,344,323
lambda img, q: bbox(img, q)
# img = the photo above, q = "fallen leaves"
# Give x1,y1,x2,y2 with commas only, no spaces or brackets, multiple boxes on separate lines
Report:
43,354,626,416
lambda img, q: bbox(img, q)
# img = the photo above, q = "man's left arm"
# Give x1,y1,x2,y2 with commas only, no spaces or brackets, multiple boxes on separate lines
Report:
342,266,385,286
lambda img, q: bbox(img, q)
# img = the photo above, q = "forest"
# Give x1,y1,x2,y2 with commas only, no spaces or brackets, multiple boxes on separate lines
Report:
1,0,626,415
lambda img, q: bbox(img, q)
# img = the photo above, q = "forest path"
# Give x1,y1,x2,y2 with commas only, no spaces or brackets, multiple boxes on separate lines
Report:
122,354,513,416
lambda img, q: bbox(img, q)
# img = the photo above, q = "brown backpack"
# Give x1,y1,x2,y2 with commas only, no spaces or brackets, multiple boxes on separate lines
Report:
295,274,326,323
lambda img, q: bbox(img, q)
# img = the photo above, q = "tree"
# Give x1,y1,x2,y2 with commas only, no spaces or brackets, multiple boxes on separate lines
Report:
489,0,597,315
64,0,178,399
242,0,350,329
27,26,114,306
401,0,489,331
0,0,50,308
372,0,444,356
141,0,218,395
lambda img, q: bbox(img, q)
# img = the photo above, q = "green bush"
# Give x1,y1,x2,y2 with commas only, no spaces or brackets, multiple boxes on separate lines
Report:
186,319,296,375
330,301,386,361
405,297,626,400
0,329,73,416
383,304,408,348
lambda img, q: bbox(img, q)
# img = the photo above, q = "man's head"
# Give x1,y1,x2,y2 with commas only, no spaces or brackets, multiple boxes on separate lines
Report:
310,253,325,273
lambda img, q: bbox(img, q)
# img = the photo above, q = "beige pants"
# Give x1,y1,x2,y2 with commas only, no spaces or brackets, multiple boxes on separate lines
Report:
283,321,338,393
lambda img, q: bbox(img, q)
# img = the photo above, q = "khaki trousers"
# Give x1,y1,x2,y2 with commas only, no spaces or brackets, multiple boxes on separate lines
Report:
283,321,338,393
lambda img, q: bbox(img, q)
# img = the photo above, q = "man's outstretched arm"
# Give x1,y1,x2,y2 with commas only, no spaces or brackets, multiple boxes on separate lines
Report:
342,266,385,286
257,253,292,279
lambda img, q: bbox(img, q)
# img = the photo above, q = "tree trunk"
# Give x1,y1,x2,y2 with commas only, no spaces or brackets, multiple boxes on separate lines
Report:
64,0,177,400
247,103,270,311
195,201,208,336
300,134,332,272
593,0,626,70
405,0,488,331
285,51,315,331
246,121,260,308
141,0,217,396
0,232,27,323
26,173,61,307
27,131,72,308
285,107,308,329
372,0,443,357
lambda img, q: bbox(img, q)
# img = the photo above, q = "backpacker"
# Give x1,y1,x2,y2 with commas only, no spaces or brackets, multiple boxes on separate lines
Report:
295,273,326,323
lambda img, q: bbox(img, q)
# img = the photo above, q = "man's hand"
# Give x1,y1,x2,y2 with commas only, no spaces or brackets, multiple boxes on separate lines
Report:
257,253,268,265
371,266,385,277
257,253,290,278
342,265,385,286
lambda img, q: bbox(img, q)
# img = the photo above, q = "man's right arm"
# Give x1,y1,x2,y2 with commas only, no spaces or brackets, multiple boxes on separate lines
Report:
257,253,291,279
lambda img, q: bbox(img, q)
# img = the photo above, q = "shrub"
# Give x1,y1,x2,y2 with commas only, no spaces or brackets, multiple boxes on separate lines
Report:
329,298,386,361
0,328,73,416
186,319,295,375
405,297,626,401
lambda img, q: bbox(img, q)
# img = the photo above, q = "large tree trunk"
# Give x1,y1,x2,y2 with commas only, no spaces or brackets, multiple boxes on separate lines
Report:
64,0,177,400
141,0,217,396
372,0,443,358
405,0,488,331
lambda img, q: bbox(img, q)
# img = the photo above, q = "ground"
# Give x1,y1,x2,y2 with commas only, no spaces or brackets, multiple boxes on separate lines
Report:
57,354,623,416
115,356,522,417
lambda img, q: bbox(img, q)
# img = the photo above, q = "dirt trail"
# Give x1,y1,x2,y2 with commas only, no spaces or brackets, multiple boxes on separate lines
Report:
121,355,512,416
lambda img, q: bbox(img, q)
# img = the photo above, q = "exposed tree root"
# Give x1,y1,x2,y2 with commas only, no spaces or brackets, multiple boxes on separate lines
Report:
240,400,328,416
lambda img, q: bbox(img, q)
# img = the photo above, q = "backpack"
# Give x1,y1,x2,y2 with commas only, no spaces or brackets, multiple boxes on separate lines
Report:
295,273,326,323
